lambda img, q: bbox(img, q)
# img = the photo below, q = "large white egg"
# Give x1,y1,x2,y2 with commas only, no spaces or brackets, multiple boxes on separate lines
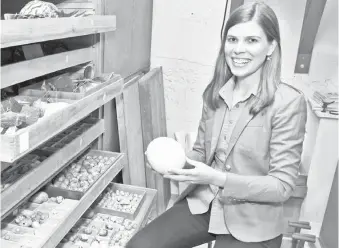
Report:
145,137,186,174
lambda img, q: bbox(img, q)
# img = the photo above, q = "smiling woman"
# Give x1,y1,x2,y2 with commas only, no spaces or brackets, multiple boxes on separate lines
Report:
225,22,276,78
126,2,307,248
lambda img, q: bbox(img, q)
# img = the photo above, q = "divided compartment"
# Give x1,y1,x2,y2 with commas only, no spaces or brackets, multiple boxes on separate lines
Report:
93,183,146,220
19,73,120,101
37,117,99,153
46,150,122,198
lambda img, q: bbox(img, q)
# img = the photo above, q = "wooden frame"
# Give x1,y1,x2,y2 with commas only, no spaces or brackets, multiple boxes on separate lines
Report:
294,0,327,73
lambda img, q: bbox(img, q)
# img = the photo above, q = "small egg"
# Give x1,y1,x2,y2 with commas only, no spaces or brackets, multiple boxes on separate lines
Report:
56,196,64,204
32,221,40,228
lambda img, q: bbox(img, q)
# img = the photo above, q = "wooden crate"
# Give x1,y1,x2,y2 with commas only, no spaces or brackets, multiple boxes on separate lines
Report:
93,183,146,220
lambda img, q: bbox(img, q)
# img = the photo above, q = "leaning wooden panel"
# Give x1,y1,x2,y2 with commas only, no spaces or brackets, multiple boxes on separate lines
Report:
139,67,171,214
117,75,147,187
1,47,94,89
116,93,130,184
1,15,116,48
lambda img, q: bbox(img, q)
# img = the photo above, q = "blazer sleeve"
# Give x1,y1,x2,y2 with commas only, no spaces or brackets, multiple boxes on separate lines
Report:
186,101,209,164
220,93,307,203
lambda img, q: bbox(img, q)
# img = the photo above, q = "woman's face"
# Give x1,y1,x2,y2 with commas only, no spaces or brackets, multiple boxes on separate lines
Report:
224,21,276,78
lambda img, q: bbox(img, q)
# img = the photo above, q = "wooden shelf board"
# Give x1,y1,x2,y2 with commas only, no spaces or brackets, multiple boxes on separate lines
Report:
0,75,124,163
1,15,116,49
1,47,94,89
42,153,125,248
1,119,105,219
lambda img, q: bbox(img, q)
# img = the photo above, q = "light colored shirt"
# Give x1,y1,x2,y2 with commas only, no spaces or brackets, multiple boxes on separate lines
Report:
208,77,259,234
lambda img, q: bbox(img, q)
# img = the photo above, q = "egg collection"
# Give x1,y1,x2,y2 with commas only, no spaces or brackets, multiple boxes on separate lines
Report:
1,191,78,246
96,188,144,215
51,153,116,192
1,134,146,248
59,211,139,248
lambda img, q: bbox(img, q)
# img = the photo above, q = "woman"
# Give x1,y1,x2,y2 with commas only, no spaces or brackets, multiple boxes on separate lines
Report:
127,2,307,248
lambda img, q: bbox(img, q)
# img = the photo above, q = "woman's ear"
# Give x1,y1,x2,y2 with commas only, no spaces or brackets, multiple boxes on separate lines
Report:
267,40,278,56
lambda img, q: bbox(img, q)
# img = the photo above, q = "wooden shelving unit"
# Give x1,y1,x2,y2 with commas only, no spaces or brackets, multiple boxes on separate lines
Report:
0,1,157,247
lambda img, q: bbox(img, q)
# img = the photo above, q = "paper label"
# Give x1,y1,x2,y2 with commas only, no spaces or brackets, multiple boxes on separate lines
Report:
19,132,29,153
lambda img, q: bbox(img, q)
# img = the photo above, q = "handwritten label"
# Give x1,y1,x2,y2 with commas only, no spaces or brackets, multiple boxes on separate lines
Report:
19,132,29,153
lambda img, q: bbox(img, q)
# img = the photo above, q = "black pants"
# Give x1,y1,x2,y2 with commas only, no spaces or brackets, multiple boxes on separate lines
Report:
126,198,283,248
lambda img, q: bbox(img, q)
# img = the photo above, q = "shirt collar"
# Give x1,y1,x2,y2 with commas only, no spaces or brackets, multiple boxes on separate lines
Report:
219,77,259,108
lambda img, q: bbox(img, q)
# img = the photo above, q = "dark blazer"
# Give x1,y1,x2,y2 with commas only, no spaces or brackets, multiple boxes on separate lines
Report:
174,83,307,242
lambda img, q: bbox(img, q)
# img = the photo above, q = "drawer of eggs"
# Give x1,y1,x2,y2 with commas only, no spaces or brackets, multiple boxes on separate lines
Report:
58,211,139,248
46,150,120,197
1,191,78,248
93,183,146,220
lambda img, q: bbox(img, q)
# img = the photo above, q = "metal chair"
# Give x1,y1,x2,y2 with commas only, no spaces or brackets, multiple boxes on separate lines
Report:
288,221,316,248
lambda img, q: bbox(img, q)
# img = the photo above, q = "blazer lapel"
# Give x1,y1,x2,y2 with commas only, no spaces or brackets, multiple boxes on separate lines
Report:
223,101,255,160
207,101,226,164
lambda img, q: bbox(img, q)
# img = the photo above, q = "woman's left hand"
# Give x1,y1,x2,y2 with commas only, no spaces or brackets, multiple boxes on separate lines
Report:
164,157,227,187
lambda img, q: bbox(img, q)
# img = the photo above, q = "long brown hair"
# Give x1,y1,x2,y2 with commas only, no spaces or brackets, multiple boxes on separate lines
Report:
203,2,282,115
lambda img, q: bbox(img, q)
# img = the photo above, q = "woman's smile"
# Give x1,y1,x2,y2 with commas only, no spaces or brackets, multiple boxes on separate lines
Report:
231,57,252,67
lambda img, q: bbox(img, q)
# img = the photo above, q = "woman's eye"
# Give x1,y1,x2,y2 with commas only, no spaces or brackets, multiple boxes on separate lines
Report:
247,38,258,43
227,37,237,43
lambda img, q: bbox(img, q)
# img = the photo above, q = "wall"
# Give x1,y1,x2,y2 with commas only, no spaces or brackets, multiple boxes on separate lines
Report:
151,0,226,139
151,0,307,139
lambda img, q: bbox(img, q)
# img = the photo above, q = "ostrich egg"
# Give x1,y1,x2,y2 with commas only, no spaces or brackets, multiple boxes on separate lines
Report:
145,137,186,174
